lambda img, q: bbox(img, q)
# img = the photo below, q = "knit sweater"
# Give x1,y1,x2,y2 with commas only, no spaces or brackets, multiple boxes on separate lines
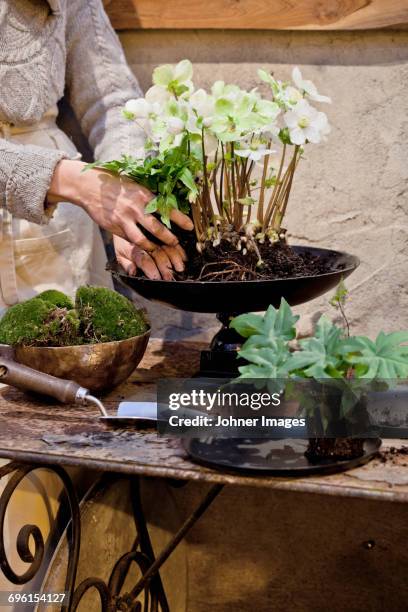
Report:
0,0,144,224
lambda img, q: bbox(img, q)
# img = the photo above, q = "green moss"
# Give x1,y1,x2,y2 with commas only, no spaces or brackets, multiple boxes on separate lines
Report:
0,287,148,347
36,289,74,310
76,286,149,343
0,298,80,347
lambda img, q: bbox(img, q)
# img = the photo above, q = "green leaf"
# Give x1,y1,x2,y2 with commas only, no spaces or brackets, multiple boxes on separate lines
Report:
237,197,255,206
329,278,348,308
166,193,178,209
279,127,292,145
238,342,291,379
231,313,265,339
179,167,198,197
145,197,158,214
286,316,344,378
340,331,408,379
231,299,299,344
264,177,278,188
82,161,101,172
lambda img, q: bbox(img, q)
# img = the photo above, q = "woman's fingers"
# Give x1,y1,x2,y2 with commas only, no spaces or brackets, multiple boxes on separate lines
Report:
113,236,161,280
175,243,188,262
170,209,194,231
150,248,174,280
121,220,157,252
113,235,188,280
116,253,136,276
138,212,179,246
134,250,161,280
162,245,186,272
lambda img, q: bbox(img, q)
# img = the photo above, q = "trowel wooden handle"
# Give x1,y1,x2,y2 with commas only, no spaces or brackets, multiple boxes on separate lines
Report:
0,358,86,404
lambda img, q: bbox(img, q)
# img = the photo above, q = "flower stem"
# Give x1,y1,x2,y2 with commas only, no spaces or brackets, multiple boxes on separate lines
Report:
263,143,286,230
257,143,271,224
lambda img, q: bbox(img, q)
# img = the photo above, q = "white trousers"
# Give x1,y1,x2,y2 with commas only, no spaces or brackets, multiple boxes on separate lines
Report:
0,109,111,596
0,107,112,311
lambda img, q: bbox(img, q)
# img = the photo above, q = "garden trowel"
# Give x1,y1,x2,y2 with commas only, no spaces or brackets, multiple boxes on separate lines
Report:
0,345,165,425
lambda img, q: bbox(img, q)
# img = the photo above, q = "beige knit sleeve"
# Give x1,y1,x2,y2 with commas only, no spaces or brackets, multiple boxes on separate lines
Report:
0,138,67,224
65,0,145,162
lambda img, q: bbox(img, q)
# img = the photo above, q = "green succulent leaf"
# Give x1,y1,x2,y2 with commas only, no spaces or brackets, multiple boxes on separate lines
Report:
286,315,344,378
231,299,298,343
340,331,408,379
238,341,291,379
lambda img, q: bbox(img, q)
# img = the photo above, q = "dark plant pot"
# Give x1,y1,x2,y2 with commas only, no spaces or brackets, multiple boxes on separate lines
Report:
111,246,359,313
112,246,360,376
305,381,370,462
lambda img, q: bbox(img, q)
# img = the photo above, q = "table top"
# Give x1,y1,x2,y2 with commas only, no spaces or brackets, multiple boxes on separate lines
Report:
0,339,407,503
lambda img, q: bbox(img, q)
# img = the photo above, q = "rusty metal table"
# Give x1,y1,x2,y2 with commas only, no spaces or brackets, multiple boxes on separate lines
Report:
0,339,407,611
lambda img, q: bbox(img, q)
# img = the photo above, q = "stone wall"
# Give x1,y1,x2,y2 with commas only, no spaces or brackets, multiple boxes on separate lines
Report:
116,30,408,340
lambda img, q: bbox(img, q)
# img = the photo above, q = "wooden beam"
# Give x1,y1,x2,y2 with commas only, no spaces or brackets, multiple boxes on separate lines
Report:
104,0,408,31
103,0,139,29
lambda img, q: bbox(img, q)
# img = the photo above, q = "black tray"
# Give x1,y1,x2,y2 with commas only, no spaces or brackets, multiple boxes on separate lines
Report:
183,438,381,476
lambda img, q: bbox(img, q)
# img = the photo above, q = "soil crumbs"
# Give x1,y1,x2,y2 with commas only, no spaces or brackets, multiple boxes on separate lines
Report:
379,445,408,467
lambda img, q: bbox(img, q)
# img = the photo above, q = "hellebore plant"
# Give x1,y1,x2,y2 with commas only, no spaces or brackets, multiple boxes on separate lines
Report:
92,60,331,263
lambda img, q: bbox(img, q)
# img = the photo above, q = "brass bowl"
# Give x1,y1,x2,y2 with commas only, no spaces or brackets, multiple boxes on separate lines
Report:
14,329,151,393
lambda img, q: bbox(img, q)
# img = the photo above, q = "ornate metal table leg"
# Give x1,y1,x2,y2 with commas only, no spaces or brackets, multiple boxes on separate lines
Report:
72,478,223,612
117,481,224,610
1,463,223,612
0,461,81,612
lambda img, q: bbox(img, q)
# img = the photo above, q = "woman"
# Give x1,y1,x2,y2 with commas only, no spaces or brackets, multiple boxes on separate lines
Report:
0,0,192,592
0,0,193,312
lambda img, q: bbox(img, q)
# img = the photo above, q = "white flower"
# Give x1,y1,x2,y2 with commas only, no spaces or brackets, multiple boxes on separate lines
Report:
278,86,303,107
152,59,194,97
125,98,150,118
145,85,171,107
292,67,331,104
211,81,242,102
257,69,304,111
284,99,330,145
125,97,162,121
235,142,276,162
166,116,185,135
188,89,215,129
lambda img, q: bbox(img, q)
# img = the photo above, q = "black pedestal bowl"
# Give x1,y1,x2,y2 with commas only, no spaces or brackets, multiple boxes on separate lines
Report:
111,245,359,375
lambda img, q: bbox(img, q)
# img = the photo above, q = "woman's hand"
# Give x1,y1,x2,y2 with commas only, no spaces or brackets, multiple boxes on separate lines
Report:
113,235,187,280
48,159,193,253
